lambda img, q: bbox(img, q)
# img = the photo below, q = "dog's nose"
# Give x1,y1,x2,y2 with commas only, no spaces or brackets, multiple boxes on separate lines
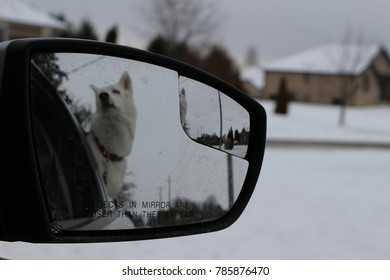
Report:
99,92,109,102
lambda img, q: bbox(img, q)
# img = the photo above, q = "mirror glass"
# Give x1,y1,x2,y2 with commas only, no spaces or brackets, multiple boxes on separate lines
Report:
31,53,250,231
179,77,250,158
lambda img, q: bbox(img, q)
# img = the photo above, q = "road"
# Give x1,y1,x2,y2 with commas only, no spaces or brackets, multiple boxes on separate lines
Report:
266,139,390,149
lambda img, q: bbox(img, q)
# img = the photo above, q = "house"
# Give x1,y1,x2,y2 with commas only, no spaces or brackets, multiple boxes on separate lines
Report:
263,44,390,105
0,0,65,41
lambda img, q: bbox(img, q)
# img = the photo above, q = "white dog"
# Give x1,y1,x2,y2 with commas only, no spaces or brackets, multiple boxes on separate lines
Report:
87,71,136,199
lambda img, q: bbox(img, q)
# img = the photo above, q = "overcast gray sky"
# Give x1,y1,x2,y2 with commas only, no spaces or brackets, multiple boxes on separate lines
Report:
23,0,390,66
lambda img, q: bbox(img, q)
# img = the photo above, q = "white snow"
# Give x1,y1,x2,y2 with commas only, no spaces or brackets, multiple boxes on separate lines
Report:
264,100,390,144
1,98,389,259
0,0,65,29
264,44,381,75
240,66,264,89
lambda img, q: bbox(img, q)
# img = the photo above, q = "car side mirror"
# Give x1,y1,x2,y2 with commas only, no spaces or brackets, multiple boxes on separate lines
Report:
0,39,266,243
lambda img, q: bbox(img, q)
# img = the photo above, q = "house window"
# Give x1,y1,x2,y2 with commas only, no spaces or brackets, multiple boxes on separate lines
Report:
303,73,311,84
363,76,370,92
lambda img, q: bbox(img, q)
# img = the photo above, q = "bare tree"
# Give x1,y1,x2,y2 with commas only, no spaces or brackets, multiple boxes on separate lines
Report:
330,29,370,126
245,46,260,67
138,0,222,47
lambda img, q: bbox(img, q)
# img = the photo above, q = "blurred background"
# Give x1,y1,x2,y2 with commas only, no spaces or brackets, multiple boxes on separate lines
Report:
0,0,389,259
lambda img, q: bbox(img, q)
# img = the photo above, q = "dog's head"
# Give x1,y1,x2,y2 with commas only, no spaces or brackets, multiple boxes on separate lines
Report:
90,71,133,114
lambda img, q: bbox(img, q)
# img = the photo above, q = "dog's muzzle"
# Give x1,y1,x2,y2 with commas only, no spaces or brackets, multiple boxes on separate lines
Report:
99,92,114,108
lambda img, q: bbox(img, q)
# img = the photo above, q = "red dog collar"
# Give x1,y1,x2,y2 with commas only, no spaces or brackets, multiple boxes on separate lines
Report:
93,135,124,162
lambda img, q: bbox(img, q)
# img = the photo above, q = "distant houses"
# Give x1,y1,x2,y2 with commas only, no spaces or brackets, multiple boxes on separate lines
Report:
262,44,390,105
0,0,65,41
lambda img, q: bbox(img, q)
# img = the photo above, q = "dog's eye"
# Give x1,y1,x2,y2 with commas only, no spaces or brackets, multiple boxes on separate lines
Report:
112,89,120,95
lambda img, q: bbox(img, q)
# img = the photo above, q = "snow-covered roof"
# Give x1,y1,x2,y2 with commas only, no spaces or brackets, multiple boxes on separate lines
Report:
0,0,65,30
265,44,382,75
240,66,264,89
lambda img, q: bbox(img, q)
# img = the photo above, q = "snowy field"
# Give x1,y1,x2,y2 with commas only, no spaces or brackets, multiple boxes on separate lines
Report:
264,100,390,143
1,101,389,259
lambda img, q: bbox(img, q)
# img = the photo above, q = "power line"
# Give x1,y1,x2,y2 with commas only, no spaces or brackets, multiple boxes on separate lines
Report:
66,56,105,75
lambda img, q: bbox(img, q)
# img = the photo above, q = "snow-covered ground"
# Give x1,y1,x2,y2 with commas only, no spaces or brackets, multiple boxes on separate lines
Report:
263,100,390,143
1,101,389,259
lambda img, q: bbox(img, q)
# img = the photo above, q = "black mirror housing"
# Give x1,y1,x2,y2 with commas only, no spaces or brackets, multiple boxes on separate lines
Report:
0,39,266,243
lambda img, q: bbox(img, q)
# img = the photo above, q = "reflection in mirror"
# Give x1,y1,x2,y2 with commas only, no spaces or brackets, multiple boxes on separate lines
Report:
31,53,249,232
179,77,250,158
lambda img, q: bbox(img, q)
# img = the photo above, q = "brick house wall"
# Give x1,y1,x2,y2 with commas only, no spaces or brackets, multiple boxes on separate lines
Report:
0,0,65,41
263,45,390,105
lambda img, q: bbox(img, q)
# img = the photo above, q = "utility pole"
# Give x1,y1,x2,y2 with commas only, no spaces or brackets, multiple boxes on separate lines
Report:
218,91,223,149
168,176,172,202
158,186,163,202
227,154,234,208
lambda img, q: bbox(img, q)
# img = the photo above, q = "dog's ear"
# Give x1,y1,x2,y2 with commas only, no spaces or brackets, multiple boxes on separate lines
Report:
90,84,99,94
119,71,132,90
